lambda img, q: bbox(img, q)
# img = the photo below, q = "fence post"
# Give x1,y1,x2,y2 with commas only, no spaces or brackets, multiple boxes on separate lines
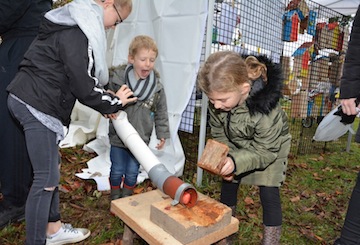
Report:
196,0,215,187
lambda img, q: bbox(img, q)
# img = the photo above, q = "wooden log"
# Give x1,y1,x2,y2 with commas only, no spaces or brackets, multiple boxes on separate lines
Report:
197,139,229,175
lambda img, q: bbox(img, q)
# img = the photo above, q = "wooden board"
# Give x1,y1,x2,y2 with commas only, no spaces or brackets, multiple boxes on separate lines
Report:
111,189,239,245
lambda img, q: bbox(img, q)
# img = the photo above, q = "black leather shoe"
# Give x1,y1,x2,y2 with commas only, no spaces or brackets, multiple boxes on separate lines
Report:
0,204,25,229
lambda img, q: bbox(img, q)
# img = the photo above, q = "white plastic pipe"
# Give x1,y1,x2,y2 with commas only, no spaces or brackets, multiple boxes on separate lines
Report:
111,111,197,207
112,112,160,173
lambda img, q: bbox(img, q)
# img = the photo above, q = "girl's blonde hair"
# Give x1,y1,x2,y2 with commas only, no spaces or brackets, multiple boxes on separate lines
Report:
245,55,268,82
198,51,267,95
114,0,132,13
128,35,158,57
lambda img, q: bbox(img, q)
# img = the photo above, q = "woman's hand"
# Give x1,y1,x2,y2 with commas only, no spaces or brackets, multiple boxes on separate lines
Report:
116,85,137,106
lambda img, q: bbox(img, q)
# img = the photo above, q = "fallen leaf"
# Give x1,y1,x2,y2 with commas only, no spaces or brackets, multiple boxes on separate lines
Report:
300,190,310,198
248,213,258,219
134,186,144,194
69,202,88,211
290,196,300,202
300,228,324,242
303,207,315,212
70,180,82,190
59,184,72,193
316,192,326,197
244,196,254,205
84,182,93,193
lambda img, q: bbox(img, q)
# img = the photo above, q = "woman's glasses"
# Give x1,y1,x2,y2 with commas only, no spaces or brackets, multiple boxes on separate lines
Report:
113,5,123,26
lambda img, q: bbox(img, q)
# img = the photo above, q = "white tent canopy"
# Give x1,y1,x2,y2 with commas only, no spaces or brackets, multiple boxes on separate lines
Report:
312,0,360,16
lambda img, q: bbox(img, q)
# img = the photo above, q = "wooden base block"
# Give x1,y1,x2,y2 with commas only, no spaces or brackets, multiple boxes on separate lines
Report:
111,189,239,245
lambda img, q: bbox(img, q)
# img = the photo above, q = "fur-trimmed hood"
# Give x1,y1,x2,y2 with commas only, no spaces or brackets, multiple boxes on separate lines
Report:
244,55,284,115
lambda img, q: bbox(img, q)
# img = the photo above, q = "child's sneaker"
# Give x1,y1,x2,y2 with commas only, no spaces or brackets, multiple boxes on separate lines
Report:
46,223,90,245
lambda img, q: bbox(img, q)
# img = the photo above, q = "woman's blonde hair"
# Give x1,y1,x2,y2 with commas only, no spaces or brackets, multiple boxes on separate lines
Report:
128,35,158,58
114,0,132,13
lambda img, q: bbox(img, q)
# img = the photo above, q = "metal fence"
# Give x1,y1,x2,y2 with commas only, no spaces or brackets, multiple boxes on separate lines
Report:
179,0,354,159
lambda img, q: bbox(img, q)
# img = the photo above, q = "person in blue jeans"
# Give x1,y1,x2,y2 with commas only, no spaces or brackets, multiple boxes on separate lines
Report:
6,0,135,244
334,5,360,245
0,0,52,229
107,35,170,200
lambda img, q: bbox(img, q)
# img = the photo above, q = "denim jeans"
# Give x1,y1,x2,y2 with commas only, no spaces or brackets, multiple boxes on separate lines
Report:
109,146,140,188
8,95,60,245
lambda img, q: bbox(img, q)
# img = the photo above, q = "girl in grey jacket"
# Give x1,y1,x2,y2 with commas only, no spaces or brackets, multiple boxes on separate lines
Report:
198,51,291,245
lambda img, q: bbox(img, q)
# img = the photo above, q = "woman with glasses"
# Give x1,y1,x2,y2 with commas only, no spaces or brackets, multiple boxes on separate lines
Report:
6,0,135,244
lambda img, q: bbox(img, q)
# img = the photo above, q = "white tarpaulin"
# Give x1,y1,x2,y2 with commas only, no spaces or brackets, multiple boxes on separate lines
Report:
60,0,208,190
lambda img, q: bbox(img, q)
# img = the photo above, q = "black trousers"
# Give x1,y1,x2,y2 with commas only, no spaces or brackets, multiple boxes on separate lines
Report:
338,171,360,244
0,37,34,207
220,180,282,226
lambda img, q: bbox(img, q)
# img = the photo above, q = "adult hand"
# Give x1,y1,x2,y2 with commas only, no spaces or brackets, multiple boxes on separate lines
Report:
341,98,358,115
116,85,137,106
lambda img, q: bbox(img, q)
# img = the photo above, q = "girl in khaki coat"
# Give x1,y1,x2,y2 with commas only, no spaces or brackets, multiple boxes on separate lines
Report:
198,51,291,245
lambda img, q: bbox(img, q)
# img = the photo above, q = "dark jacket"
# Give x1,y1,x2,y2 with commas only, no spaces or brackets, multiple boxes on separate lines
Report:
0,0,52,40
339,5,360,100
7,18,124,126
208,56,291,187
1,0,52,118
107,65,170,147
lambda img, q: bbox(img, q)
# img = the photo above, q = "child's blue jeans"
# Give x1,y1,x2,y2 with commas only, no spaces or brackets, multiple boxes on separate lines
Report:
109,146,140,188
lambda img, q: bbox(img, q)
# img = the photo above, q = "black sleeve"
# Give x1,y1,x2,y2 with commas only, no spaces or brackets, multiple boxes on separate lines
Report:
340,5,360,99
59,28,124,115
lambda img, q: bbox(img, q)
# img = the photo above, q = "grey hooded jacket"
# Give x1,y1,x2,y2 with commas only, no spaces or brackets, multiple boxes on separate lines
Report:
107,65,170,148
